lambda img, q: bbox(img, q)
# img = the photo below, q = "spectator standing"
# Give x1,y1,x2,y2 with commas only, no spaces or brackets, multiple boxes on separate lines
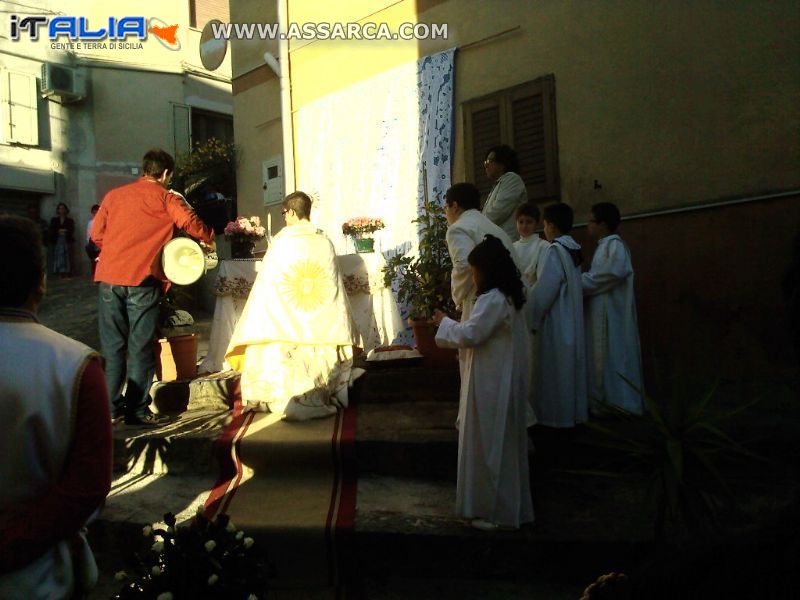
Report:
0,216,111,599
481,145,528,241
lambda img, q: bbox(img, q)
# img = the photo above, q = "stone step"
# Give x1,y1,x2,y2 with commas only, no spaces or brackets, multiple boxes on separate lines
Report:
355,362,460,404
90,471,653,597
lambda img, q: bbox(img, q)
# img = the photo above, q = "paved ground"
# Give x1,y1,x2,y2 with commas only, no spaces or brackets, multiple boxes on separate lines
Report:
38,275,213,359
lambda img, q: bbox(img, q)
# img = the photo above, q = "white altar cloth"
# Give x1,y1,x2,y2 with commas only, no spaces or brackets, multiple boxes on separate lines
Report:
198,254,403,374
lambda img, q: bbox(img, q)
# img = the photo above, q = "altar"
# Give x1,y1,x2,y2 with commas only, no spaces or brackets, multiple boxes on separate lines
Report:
198,254,404,374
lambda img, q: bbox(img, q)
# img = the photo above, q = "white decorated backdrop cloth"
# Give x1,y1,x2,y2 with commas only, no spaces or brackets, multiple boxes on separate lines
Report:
294,49,455,344
199,256,402,374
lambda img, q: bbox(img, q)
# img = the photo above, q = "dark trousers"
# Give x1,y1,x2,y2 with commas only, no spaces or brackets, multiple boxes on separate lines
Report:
98,282,161,417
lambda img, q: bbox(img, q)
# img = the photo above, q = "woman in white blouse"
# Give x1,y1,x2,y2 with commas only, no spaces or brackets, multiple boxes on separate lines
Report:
481,145,528,241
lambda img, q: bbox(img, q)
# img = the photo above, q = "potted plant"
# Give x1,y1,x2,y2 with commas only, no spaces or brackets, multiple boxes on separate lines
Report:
224,216,266,259
383,197,456,363
156,287,199,383
342,217,385,253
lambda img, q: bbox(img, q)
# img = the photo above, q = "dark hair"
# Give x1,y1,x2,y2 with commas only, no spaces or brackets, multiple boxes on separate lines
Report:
542,202,574,234
515,202,541,222
485,145,520,174
467,235,526,310
0,216,44,307
283,191,312,220
445,182,481,211
56,202,69,214
90,204,100,213
142,148,175,178
591,202,621,232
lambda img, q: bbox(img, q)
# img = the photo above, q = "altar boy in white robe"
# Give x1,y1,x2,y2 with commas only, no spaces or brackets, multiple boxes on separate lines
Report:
226,192,358,421
528,203,589,428
513,202,549,287
582,202,644,414
433,235,534,531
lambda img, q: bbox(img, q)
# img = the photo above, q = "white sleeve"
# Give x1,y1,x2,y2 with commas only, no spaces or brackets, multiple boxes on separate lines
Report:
446,226,475,309
435,292,507,349
528,246,564,330
483,174,527,227
582,239,633,296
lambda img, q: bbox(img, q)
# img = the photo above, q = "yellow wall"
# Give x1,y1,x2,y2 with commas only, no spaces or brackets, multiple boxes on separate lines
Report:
284,0,799,217
230,0,283,232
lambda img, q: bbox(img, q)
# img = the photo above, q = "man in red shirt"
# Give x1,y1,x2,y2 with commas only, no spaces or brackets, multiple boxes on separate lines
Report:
91,148,215,426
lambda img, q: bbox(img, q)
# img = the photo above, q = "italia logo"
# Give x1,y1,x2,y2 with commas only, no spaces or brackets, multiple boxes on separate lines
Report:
9,15,181,50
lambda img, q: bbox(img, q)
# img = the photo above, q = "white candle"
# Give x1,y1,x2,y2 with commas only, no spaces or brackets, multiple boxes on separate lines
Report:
267,212,272,238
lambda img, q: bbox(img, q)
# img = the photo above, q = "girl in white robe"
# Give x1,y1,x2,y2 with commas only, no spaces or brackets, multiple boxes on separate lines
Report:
434,235,534,530
582,202,644,414
528,203,589,428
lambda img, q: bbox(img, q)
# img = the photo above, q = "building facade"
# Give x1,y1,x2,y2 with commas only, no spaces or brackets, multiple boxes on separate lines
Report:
229,0,800,378
0,0,233,276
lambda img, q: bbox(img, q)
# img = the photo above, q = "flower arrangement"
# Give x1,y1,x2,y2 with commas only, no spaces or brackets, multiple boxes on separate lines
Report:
341,217,385,238
224,216,266,241
113,510,270,599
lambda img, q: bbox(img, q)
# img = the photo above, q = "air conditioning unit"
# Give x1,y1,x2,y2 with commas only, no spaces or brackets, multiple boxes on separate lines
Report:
40,63,87,103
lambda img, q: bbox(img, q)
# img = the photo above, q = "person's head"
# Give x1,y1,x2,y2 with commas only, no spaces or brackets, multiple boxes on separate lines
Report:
90,204,100,217
484,145,519,180
0,216,45,310
515,202,541,239
444,183,480,224
282,191,312,225
542,203,573,242
56,202,69,217
588,202,621,239
467,234,526,310
141,148,175,184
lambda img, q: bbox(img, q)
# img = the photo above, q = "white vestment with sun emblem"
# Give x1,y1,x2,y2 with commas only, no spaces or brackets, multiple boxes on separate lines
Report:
226,220,358,420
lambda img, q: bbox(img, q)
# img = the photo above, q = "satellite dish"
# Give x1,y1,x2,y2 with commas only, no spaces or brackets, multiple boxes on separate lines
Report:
199,19,228,71
162,238,218,285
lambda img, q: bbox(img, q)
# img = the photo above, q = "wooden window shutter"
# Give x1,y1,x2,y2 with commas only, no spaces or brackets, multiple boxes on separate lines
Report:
4,70,39,146
464,98,503,199
510,76,559,200
463,75,560,202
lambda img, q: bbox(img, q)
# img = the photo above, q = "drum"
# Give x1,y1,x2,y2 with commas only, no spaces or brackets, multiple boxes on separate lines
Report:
162,237,218,285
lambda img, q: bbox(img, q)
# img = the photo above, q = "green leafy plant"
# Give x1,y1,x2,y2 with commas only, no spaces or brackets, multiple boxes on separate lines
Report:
113,511,270,599
172,138,237,203
576,377,758,543
382,197,454,320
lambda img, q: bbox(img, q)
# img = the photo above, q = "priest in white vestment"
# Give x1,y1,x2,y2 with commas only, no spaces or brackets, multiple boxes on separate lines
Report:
528,203,589,428
225,192,357,421
444,183,519,322
481,145,529,241
433,236,534,530
582,202,644,414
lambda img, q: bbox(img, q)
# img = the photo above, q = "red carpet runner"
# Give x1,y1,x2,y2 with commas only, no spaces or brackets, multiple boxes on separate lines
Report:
204,383,358,590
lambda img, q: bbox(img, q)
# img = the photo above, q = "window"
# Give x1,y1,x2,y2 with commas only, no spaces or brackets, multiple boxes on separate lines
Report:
1,70,39,146
463,75,559,202
191,109,233,146
172,103,191,156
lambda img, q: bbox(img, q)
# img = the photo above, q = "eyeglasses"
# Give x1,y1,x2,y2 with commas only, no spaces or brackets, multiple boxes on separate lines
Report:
281,209,289,216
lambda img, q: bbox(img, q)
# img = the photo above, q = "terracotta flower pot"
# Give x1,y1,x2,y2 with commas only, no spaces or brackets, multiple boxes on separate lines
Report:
408,318,458,367
155,334,198,381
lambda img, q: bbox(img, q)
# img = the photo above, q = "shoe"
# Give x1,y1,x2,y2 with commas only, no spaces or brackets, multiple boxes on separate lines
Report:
111,408,125,426
124,412,169,427
471,518,518,532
